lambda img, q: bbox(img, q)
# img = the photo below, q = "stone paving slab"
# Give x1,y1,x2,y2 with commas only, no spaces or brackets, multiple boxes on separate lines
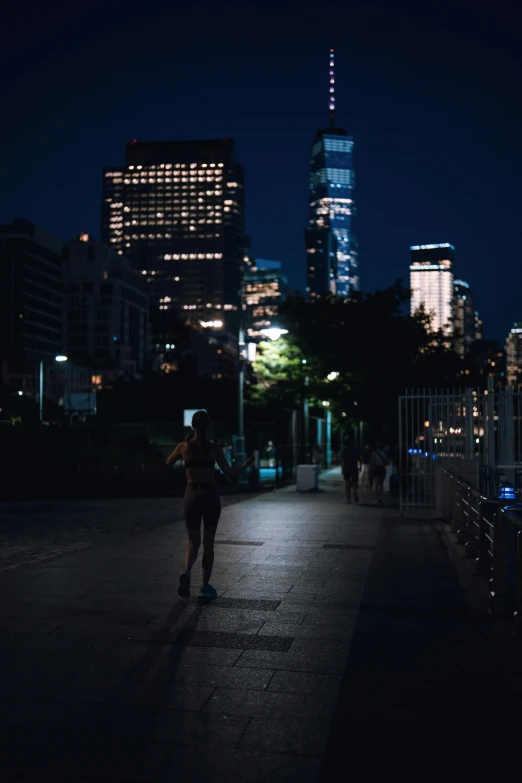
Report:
0,471,385,781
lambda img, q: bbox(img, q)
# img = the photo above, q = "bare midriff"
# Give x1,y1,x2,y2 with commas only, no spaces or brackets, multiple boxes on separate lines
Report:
185,466,216,484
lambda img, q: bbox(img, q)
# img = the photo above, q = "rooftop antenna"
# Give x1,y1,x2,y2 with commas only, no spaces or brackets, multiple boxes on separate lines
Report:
329,48,335,128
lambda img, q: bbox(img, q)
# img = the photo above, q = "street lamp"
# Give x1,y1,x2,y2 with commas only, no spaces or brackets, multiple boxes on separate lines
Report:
260,327,288,341
39,355,68,422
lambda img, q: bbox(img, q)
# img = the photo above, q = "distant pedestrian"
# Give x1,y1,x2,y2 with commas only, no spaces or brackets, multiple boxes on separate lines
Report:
371,442,389,504
265,440,276,468
341,436,359,503
360,443,372,488
166,411,253,599
312,443,323,467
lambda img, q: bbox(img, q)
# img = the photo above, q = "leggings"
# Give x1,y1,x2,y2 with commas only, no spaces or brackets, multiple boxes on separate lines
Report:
184,482,221,530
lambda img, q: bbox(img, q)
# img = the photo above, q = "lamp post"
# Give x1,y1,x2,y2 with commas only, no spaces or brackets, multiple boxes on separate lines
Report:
237,322,262,481
301,360,310,463
256,327,289,483
39,355,68,422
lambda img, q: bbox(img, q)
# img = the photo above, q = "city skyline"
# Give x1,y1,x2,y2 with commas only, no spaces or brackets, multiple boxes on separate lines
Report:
2,1,521,341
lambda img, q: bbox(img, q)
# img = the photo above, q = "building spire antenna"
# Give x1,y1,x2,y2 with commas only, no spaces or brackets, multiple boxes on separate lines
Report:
329,48,335,128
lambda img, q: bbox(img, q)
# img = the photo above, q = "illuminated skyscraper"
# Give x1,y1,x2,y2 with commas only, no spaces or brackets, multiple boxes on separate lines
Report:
306,49,357,298
410,243,455,335
101,139,244,330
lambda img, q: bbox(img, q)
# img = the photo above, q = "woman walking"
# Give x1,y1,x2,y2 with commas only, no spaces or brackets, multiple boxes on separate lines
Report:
166,411,253,598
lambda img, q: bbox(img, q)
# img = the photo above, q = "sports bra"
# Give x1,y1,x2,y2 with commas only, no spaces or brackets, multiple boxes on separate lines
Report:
184,439,216,470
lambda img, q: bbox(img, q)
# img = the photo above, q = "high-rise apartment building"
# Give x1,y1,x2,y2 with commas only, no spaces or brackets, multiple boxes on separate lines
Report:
62,234,149,379
306,50,357,299
242,257,288,339
410,243,455,335
453,279,476,356
506,322,522,388
101,139,245,331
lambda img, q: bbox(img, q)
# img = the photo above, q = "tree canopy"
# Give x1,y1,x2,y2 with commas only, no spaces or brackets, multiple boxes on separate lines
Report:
246,281,483,442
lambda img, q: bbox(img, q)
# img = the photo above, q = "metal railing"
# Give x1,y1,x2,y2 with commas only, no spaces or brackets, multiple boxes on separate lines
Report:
442,467,522,634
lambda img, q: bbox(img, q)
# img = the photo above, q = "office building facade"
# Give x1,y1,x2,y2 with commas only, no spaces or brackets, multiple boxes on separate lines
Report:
62,234,149,379
0,219,91,403
453,279,476,356
242,257,288,339
506,323,522,388
410,243,455,335
0,219,64,368
101,139,245,333
306,50,358,299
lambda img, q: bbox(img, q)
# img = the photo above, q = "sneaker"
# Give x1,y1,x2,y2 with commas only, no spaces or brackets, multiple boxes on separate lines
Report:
178,572,190,598
200,584,217,598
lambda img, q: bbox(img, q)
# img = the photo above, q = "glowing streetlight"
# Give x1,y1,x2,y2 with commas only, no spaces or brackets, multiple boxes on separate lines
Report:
260,327,288,341
326,371,340,381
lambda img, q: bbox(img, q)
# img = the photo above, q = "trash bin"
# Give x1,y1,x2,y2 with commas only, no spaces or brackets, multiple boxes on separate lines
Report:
296,464,319,492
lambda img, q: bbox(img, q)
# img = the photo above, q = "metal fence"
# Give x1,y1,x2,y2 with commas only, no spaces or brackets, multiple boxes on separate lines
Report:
440,467,522,634
398,382,522,514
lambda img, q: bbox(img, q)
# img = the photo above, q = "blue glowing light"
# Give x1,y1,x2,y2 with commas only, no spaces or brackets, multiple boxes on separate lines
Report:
498,483,517,501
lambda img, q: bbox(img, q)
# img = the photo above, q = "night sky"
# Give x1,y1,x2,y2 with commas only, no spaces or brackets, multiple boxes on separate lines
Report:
2,0,521,341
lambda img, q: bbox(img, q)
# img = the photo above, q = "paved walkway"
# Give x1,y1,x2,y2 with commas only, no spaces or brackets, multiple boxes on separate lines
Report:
2,471,522,781
0,493,251,572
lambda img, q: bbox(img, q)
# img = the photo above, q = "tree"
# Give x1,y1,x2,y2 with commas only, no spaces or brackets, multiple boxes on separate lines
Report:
249,282,477,443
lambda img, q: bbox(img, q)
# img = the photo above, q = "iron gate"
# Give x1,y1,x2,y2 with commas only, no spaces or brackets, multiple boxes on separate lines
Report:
398,382,522,514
